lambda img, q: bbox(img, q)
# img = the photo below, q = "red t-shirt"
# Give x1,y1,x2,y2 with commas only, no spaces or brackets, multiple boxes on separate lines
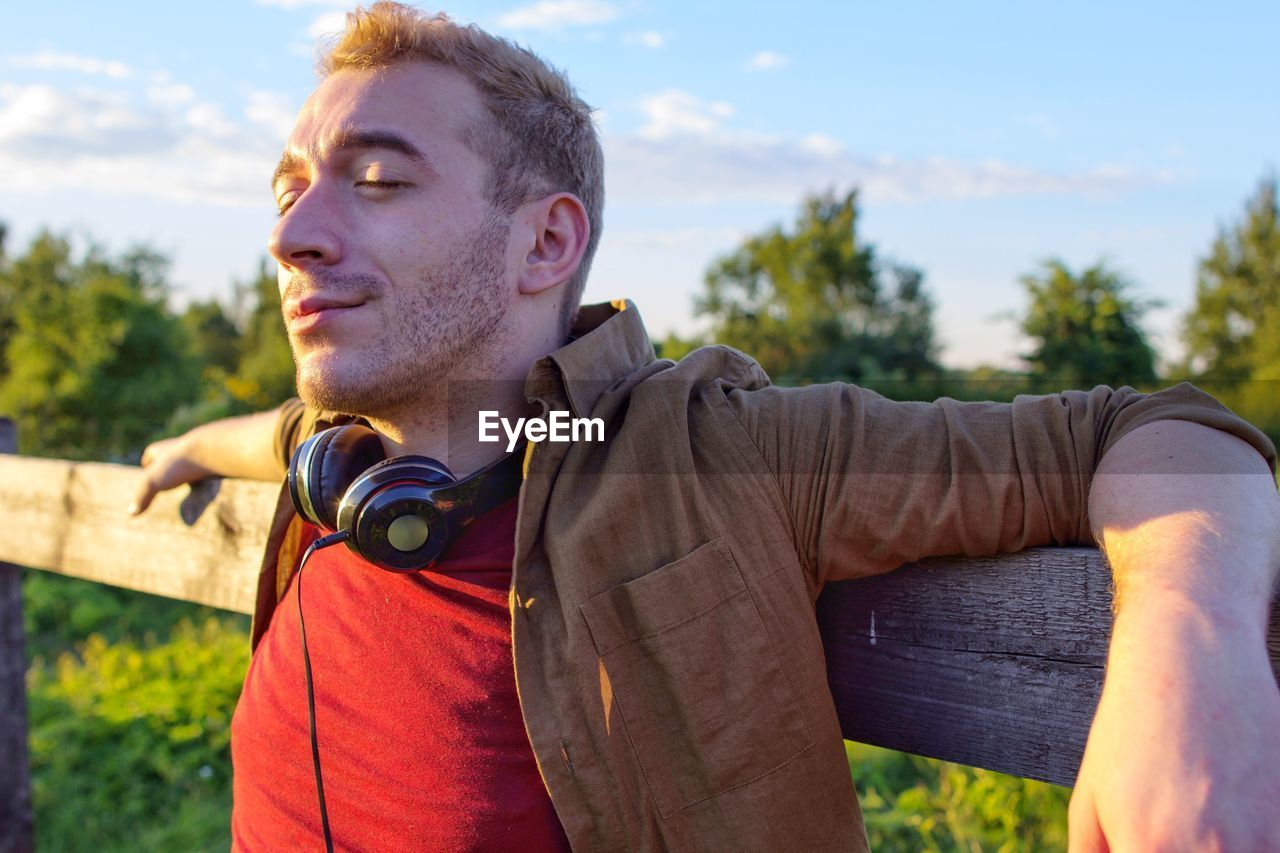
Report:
230,498,570,852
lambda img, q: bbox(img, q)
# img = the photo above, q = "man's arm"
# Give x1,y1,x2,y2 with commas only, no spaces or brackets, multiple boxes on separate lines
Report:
722,378,1276,589
130,407,287,515
721,373,1278,845
1070,419,1280,851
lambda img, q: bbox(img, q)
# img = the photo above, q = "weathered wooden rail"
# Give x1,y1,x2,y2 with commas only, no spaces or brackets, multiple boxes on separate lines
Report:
0,422,1277,849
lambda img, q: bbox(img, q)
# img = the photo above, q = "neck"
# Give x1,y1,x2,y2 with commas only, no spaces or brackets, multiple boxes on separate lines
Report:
364,367,538,477
360,307,571,475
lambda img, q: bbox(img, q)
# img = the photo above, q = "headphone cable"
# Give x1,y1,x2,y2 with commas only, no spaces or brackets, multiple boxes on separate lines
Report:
296,529,350,853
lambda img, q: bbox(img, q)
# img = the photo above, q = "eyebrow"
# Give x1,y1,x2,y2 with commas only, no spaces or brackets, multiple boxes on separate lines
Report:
270,127,435,192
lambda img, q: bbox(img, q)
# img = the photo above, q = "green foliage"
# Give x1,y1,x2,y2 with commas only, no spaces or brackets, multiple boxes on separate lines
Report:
26,615,248,852
1017,259,1159,387
22,571,246,661
1180,175,1280,443
693,190,942,388
1183,175,1280,380
654,332,702,364
932,366,1044,402
23,573,248,850
230,259,296,410
0,224,296,455
847,742,1071,851
0,231,201,461
164,259,296,439
181,300,241,375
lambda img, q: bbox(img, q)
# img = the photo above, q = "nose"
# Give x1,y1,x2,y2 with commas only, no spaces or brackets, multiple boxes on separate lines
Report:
268,184,343,271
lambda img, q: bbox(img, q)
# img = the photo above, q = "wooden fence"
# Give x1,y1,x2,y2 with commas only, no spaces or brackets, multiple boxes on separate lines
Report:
0,419,1278,850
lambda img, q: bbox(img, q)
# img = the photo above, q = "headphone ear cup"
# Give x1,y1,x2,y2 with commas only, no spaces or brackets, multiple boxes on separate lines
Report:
337,456,457,572
288,424,386,531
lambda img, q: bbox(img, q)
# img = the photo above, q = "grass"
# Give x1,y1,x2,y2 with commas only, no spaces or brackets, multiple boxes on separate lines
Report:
847,742,1070,851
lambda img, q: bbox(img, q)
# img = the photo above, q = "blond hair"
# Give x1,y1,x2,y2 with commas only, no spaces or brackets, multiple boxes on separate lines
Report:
320,2,604,335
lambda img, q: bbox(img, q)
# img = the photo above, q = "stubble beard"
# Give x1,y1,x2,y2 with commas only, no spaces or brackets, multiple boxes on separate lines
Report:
289,212,515,420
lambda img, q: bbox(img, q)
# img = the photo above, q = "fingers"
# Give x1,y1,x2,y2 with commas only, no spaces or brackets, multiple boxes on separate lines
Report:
131,479,158,516
132,440,167,515
131,448,209,516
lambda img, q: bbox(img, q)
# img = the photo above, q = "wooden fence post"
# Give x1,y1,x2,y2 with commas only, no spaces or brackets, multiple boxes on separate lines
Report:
0,418,33,853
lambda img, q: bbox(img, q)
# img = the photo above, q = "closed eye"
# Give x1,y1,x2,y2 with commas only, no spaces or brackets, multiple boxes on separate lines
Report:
275,189,301,217
275,179,410,217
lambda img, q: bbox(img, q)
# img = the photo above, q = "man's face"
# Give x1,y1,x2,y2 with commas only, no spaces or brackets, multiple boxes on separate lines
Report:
269,61,516,419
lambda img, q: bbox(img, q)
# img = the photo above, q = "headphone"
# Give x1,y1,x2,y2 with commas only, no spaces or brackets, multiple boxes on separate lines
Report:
287,423,525,571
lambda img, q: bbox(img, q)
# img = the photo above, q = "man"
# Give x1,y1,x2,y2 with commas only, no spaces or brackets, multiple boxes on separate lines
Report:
133,3,1280,850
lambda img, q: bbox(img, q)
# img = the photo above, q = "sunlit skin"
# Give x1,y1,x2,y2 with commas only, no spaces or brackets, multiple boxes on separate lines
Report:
268,61,587,472
1070,420,1280,852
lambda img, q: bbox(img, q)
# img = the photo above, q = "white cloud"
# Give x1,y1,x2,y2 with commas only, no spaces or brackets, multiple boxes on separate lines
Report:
0,81,290,207
625,30,664,49
8,51,131,79
0,85,173,157
0,69,1166,241
637,90,736,140
307,10,349,38
606,88,1161,207
245,90,299,139
745,51,789,72
184,103,238,137
798,132,844,158
497,0,620,31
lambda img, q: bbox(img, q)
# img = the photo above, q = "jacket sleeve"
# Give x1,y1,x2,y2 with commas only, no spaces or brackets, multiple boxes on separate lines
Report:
271,398,363,477
721,379,1277,586
272,397,309,476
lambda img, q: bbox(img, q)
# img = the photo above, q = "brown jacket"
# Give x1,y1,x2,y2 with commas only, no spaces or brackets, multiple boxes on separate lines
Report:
250,299,1277,852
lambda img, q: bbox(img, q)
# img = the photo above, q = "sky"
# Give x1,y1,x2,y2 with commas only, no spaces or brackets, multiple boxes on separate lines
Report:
1,0,1276,369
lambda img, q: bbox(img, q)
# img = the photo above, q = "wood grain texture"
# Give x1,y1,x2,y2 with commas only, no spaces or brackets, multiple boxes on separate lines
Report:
0,454,1277,792
0,456,279,615
0,422,33,853
816,549,1280,788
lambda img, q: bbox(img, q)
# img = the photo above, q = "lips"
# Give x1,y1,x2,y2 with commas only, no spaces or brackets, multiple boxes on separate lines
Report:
284,294,368,322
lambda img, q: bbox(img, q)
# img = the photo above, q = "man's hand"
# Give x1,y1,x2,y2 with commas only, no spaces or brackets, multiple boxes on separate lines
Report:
129,407,286,514
1069,592,1280,851
131,435,218,515
1072,420,1280,851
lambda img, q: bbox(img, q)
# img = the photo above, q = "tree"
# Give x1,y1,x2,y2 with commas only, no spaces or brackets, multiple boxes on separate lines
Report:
0,231,201,460
181,299,241,376
1179,176,1280,442
1182,176,1280,381
230,259,296,409
161,260,297,437
692,190,941,388
162,297,249,436
1017,259,1158,387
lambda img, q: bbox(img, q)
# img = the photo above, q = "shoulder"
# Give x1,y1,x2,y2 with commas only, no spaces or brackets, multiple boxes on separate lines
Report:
645,343,772,392
272,398,364,469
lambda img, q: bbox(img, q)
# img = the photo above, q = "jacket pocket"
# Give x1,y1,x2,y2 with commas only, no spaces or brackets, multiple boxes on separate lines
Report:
579,537,813,818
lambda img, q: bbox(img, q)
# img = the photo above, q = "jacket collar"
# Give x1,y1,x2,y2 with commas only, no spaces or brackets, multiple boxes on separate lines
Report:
525,299,657,419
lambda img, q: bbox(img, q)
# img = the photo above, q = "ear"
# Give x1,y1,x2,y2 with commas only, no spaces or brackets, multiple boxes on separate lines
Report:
516,192,590,296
